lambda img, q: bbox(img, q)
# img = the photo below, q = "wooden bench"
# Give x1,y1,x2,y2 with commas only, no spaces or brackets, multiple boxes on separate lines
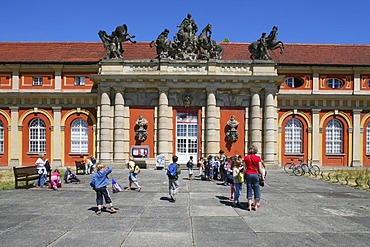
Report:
75,161,86,175
13,166,39,189
13,166,52,189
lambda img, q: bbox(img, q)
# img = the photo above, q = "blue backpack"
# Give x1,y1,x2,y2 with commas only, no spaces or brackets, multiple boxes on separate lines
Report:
167,163,177,177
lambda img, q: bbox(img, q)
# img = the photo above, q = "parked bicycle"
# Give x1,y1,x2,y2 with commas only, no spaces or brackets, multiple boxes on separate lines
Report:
301,160,320,176
283,158,305,176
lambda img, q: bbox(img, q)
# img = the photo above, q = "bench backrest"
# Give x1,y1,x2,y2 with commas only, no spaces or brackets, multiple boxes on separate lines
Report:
13,166,38,177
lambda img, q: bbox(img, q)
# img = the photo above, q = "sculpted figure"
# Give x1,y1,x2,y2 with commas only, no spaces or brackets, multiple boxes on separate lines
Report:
98,24,136,59
226,115,239,142
198,24,223,60
248,26,284,60
135,114,148,141
150,29,172,59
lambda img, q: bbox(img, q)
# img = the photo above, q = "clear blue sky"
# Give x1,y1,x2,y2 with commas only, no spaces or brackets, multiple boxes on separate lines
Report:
1,0,369,44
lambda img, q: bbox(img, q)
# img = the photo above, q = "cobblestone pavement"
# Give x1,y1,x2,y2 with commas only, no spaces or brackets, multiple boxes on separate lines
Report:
0,168,369,247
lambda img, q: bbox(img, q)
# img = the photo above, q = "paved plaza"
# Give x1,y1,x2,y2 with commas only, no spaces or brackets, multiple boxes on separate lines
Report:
0,168,369,247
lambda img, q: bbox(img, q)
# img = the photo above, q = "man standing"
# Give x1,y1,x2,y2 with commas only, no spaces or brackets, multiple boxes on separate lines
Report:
167,155,181,202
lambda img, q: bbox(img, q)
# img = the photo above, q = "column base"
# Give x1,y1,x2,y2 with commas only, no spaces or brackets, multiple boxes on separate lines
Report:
351,160,361,167
9,159,19,167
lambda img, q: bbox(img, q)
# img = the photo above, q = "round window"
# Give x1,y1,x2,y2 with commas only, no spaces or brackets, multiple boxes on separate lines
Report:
326,78,344,89
285,77,304,88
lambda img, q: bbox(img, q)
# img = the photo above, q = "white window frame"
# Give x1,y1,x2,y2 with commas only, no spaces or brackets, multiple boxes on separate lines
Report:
74,76,86,86
285,77,304,88
29,118,46,153
33,77,43,86
285,118,303,153
326,78,344,89
366,122,370,154
71,118,88,153
326,119,343,154
0,121,4,153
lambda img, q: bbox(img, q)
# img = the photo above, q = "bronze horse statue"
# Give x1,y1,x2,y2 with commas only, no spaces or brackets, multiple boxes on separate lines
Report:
249,26,284,60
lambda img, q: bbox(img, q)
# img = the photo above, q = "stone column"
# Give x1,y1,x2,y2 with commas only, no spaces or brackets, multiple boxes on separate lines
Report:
244,106,249,155
250,88,262,155
99,88,113,163
52,107,62,167
264,88,276,165
352,109,362,167
158,88,170,161
205,88,219,155
311,109,321,166
9,106,19,167
113,89,125,163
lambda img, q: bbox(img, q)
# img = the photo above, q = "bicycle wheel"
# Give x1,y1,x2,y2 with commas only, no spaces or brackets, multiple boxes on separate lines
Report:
293,166,304,176
301,164,309,175
309,165,320,176
284,163,293,174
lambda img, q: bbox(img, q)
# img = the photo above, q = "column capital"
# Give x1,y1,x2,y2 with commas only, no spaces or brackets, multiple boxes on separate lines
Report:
250,87,261,94
206,87,217,94
158,87,169,93
52,106,62,112
353,109,362,114
311,108,321,114
9,106,19,111
113,87,125,93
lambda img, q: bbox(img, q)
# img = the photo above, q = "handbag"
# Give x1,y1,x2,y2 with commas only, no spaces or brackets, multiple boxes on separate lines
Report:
249,156,265,187
237,169,244,183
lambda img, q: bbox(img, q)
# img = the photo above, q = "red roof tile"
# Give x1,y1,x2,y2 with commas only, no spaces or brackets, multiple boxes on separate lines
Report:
0,42,369,66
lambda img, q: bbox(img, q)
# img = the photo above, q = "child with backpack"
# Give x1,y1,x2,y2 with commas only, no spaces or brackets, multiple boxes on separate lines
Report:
126,157,142,191
167,155,181,202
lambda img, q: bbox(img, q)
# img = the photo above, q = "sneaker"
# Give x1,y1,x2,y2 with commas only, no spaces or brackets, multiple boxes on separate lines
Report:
137,186,142,192
110,207,117,214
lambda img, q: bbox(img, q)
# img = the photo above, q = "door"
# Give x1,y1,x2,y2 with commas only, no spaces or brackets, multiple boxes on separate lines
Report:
176,111,198,164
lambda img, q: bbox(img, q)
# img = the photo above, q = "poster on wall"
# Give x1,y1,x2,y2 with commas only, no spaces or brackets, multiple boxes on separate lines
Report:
130,145,149,158
156,155,165,169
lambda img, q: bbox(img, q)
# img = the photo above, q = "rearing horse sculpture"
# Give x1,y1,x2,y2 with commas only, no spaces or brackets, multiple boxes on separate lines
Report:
249,26,284,60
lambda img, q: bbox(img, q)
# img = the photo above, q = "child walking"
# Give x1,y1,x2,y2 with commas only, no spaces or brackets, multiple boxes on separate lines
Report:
90,164,117,216
167,155,181,202
126,157,142,191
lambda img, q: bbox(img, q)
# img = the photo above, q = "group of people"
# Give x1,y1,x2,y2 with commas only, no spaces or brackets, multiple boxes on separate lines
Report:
192,146,266,210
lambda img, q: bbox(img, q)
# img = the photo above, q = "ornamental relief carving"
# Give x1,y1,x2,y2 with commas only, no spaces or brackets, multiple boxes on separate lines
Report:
217,92,250,107
168,90,206,107
124,91,158,106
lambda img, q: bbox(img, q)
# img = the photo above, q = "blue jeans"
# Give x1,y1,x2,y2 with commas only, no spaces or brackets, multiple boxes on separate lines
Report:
234,183,242,203
246,174,261,200
34,174,46,186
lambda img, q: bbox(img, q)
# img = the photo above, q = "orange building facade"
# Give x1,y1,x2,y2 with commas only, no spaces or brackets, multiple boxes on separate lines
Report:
0,42,370,168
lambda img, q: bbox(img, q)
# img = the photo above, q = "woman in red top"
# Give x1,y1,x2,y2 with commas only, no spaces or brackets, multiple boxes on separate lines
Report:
244,145,263,211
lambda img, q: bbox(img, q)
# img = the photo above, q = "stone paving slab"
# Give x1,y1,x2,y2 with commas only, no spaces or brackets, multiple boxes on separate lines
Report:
0,168,369,246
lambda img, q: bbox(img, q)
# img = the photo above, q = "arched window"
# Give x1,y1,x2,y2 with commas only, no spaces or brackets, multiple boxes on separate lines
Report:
29,118,46,153
71,118,88,153
366,122,370,154
285,118,302,153
326,119,343,154
0,121,4,153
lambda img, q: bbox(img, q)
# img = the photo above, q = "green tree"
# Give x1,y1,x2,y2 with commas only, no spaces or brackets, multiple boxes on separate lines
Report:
222,37,230,42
